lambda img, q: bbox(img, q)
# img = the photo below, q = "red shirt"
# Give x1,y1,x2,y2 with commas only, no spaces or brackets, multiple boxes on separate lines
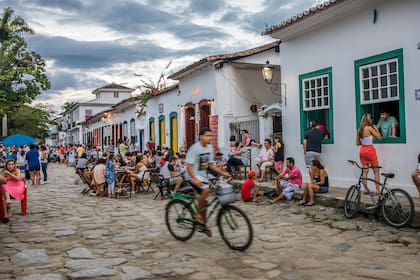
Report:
241,179,255,201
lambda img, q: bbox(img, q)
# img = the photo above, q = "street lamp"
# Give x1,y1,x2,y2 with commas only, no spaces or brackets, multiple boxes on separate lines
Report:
261,60,286,105
261,60,274,83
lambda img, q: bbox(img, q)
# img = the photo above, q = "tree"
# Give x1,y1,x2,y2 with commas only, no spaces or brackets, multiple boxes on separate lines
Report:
61,101,77,112
134,60,172,117
7,104,54,139
0,7,50,114
0,7,34,42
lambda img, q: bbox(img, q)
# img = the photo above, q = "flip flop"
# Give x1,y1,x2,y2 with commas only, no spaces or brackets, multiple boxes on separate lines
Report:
299,200,307,205
305,203,315,207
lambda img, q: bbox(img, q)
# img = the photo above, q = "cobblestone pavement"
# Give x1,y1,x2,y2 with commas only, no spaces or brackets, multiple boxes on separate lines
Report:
1,164,420,280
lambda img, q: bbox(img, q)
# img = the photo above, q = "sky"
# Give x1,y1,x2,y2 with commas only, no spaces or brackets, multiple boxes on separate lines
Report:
1,0,321,112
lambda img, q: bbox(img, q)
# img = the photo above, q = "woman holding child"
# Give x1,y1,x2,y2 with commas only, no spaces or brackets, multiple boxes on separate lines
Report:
300,160,329,206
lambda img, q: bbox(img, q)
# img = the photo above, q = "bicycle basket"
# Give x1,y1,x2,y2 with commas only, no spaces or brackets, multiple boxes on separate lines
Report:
216,182,237,205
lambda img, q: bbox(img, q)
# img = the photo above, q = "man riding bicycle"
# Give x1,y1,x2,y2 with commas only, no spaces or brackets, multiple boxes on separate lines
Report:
185,127,231,225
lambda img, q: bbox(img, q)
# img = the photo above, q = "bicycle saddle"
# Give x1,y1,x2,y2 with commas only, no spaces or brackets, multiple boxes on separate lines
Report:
381,173,395,178
178,186,194,194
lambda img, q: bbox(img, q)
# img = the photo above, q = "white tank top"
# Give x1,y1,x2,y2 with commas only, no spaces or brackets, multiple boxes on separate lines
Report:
360,135,373,145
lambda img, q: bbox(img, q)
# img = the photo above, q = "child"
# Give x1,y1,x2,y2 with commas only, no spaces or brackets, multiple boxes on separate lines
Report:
106,154,117,198
241,170,264,202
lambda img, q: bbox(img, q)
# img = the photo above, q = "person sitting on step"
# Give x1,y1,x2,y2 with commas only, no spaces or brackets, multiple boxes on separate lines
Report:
300,160,329,206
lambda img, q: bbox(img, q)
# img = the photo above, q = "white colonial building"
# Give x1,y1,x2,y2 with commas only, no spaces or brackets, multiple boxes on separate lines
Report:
167,42,281,153
62,83,134,145
264,0,420,193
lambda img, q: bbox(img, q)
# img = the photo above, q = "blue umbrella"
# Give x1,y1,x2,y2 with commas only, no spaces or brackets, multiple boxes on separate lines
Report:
0,134,36,146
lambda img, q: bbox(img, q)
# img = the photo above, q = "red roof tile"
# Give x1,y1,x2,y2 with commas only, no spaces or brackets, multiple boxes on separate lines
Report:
168,41,280,80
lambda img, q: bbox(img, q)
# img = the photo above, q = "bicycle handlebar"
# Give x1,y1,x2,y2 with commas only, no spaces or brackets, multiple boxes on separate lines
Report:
347,160,381,170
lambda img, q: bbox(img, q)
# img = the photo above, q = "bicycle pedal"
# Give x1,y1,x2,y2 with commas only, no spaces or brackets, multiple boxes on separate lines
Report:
366,205,378,210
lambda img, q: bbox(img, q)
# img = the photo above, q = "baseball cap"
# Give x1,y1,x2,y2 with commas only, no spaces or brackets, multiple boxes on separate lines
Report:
248,170,257,178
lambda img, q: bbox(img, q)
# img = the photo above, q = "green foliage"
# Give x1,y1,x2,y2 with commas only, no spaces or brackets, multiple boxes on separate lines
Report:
0,7,50,114
0,7,34,42
7,104,53,139
61,101,77,112
134,60,172,117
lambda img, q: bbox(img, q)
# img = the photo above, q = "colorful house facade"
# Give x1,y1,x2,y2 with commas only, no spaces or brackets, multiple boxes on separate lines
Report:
264,0,420,193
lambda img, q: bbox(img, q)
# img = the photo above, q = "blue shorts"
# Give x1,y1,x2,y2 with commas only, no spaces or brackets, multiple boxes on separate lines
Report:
318,186,329,193
250,186,258,198
28,165,40,172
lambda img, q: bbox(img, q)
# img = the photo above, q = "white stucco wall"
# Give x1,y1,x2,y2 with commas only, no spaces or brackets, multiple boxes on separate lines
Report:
146,87,182,151
279,0,420,193
94,90,132,104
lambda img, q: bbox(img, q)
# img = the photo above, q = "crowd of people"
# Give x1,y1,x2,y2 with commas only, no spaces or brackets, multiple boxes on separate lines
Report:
0,108,418,223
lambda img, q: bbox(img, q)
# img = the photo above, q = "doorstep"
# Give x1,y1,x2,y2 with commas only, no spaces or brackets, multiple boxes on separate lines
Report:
231,180,420,228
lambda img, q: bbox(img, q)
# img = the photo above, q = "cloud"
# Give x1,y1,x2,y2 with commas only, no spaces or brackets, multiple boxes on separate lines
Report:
187,0,225,16
26,34,176,69
3,0,317,108
26,0,84,11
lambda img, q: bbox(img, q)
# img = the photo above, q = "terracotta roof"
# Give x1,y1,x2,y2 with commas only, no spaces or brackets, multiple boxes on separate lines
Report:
168,41,280,80
261,0,344,36
92,83,134,94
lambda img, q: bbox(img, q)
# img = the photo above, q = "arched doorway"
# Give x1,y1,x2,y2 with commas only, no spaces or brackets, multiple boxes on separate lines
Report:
159,115,165,147
169,112,178,152
184,103,195,149
199,99,211,129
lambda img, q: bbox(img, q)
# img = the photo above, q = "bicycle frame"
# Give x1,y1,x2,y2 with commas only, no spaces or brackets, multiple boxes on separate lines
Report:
350,160,392,205
169,191,221,227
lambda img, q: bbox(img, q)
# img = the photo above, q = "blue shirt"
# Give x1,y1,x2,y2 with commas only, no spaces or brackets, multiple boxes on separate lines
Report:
185,142,214,182
26,149,40,170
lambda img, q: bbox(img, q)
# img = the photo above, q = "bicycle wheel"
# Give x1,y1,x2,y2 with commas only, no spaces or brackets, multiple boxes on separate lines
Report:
217,204,253,251
165,200,196,241
381,188,414,228
344,185,361,218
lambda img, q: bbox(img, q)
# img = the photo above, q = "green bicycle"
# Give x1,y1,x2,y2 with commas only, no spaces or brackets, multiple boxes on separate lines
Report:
165,180,253,251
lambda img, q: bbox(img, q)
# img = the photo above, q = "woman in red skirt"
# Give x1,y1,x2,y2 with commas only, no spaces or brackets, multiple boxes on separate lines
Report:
356,113,382,193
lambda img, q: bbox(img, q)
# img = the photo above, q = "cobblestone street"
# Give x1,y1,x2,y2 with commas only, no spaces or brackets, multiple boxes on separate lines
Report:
1,164,419,280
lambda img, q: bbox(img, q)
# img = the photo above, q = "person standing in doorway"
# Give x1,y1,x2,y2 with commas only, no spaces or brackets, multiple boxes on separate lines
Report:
303,120,326,169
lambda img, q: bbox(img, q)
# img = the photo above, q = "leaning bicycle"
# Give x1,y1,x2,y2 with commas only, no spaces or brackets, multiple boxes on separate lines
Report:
344,160,414,228
165,179,253,251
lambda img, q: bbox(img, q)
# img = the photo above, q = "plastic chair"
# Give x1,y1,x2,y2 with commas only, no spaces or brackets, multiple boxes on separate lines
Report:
0,185,27,222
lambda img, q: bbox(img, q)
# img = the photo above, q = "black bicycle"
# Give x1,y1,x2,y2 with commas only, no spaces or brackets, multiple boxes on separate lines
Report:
165,179,253,251
344,160,414,228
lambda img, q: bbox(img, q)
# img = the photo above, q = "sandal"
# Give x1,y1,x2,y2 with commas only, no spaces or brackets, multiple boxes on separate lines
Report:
300,200,307,205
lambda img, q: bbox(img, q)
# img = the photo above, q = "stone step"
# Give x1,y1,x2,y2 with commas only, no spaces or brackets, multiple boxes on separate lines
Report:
231,179,420,228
